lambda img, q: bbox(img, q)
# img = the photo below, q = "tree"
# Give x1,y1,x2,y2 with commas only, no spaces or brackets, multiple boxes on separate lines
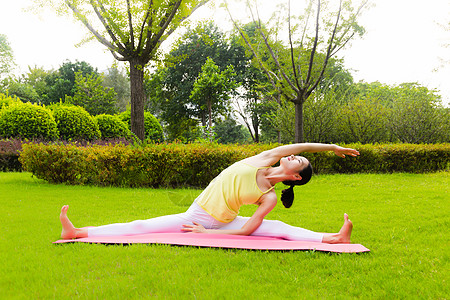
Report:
156,21,240,139
56,60,99,100
65,71,118,115
0,34,15,80
36,0,210,140
338,96,389,143
189,57,238,129
389,83,449,143
213,117,251,144
226,0,368,142
229,24,276,143
102,63,130,112
3,78,40,103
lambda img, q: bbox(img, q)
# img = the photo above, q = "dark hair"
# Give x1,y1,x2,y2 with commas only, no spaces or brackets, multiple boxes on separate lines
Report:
281,162,313,208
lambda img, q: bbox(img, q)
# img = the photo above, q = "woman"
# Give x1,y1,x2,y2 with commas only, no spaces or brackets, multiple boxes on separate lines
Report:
60,143,360,244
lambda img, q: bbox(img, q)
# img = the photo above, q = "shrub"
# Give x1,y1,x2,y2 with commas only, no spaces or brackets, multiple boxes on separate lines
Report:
118,110,163,142
0,94,21,110
95,114,132,139
0,139,24,171
49,104,101,140
19,143,450,188
0,102,58,140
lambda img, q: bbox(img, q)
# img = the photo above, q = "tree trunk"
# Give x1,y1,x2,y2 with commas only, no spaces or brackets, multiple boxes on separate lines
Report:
295,100,305,143
201,113,206,127
252,115,259,143
129,59,145,140
207,99,212,128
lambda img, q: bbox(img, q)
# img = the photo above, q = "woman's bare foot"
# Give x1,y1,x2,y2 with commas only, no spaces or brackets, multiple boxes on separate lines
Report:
337,213,353,243
60,205,78,239
322,213,353,244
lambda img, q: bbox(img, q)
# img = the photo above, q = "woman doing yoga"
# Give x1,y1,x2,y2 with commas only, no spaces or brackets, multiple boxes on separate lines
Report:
60,143,360,243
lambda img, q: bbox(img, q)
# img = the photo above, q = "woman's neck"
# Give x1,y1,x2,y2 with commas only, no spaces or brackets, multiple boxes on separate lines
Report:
262,166,290,186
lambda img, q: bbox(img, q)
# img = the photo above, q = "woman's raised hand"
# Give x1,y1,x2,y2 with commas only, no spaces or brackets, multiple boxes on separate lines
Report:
333,146,360,158
182,222,206,233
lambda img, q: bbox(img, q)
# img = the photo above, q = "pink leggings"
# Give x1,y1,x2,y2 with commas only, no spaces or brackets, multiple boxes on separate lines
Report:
88,202,324,242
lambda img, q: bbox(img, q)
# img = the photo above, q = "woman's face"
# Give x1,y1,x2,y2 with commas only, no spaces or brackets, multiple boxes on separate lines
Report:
280,155,308,174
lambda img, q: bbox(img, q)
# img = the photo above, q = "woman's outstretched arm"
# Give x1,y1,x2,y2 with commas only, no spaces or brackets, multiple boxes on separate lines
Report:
244,143,360,167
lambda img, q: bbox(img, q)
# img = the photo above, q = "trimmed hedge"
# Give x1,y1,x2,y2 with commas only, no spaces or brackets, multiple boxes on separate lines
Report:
0,102,59,140
303,143,450,174
19,143,450,188
49,104,101,140
95,114,132,139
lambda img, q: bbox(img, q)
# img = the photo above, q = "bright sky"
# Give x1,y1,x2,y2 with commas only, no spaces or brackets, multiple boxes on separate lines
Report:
2,0,449,104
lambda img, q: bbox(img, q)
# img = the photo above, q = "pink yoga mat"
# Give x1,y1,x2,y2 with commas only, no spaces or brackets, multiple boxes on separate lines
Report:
54,233,370,253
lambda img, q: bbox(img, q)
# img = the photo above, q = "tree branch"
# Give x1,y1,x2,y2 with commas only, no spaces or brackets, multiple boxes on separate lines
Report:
288,0,301,91
142,0,182,59
110,49,128,61
126,0,135,49
89,0,125,52
65,0,116,51
155,0,210,45
306,0,342,99
224,1,279,97
304,0,321,87
297,0,314,87
249,2,299,94
137,1,152,51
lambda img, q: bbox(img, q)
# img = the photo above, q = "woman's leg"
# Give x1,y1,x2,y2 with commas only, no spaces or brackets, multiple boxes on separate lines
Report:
219,214,353,243
59,202,219,239
87,213,190,237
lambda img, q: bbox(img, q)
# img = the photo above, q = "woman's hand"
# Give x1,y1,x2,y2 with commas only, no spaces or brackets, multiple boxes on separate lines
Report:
181,222,206,233
334,146,360,158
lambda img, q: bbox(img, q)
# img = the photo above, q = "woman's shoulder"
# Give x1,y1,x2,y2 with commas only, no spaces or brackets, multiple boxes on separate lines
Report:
240,153,274,168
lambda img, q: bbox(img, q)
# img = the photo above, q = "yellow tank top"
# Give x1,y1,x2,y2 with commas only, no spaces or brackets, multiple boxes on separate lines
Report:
195,162,274,223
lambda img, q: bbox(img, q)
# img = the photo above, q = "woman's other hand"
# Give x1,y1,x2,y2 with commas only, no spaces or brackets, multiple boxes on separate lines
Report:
334,146,360,158
182,222,206,233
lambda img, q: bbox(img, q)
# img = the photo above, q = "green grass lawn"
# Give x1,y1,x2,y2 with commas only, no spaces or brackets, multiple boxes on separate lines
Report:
0,172,448,299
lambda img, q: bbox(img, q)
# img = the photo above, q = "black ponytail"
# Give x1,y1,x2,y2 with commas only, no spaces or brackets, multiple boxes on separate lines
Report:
281,185,295,208
281,162,313,208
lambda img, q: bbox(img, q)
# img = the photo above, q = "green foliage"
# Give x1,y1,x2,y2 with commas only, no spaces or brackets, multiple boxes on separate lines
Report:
3,78,40,103
19,143,450,187
2,61,101,105
56,60,99,101
338,97,389,144
190,57,238,128
102,64,130,112
35,0,210,140
65,71,118,115
0,102,58,140
49,104,101,140
95,114,132,139
118,110,163,142
152,21,247,140
303,143,450,174
228,0,367,142
18,142,268,186
0,93,21,109
0,34,15,78
388,83,449,143
213,118,252,144
264,82,449,144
